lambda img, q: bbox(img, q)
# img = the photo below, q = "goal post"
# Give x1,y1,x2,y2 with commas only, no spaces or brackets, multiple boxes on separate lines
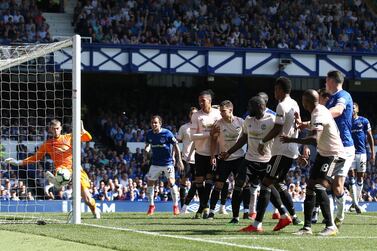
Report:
0,35,82,224
72,35,81,224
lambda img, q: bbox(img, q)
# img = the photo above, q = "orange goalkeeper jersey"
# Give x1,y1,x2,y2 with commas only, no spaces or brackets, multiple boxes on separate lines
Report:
22,131,92,169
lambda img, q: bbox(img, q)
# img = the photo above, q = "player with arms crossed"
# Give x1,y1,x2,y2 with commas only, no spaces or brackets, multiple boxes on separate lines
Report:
190,90,221,218
208,100,247,220
5,119,100,219
144,115,184,216
281,89,343,236
349,102,374,213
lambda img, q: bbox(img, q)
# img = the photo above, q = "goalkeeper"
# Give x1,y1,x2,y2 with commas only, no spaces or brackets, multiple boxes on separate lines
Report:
5,119,100,219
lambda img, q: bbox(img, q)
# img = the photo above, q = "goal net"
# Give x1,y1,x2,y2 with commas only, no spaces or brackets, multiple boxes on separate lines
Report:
0,38,81,224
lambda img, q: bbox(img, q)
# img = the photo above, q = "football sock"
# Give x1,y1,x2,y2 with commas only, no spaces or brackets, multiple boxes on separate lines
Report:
304,188,316,228
315,185,333,227
277,185,296,217
210,187,221,210
350,176,358,206
356,180,364,202
335,192,345,220
147,186,155,206
255,184,271,222
196,184,205,213
171,184,179,206
179,185,187,208
220,182,229,205
231,187,242,218
249,184,258,213
270,184,288,216
184,182,197,205
88,197,96,214
203,180,214,208
242,185,251,212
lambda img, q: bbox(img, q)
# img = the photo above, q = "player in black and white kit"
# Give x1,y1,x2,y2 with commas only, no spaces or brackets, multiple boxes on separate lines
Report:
246,77,301,232
177,107,198,213
207,100,247,220
281,89,343,236
190,90,222,218
221,96,291,228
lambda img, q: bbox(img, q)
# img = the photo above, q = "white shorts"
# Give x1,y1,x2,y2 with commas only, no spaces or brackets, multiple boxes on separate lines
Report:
333,146,355,177
146,165,175,181
350,153,367,173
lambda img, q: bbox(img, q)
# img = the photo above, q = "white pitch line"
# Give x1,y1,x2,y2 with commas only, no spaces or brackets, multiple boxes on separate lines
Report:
204,236,377,240
82,223,286,251
348,214,377,219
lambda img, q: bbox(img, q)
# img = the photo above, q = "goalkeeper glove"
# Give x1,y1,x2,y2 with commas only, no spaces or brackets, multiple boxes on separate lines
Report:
4,158,22,166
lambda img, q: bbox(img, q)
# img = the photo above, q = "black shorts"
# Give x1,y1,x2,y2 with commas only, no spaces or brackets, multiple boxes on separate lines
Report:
265,155,294,182
236,159,268,186
181,160,194,179
310,154,346,181
194,153,212,178
215,158,243,182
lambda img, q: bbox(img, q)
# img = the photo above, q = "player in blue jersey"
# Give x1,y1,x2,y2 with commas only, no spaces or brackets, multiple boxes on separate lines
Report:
257,92,276,116
325,70,354,227
349,102,375,213
242,92,276,119
144,115,184,216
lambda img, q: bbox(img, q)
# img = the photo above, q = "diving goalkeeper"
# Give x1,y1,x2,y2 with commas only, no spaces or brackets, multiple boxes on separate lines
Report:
5,119,100,219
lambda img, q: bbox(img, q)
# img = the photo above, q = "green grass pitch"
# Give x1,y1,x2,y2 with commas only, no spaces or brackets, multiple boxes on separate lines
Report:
0,212,377,251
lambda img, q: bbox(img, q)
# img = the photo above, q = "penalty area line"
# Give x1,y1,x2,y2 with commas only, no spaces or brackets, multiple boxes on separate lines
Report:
347,214,377,219
204,236,377,240
82,223,286,251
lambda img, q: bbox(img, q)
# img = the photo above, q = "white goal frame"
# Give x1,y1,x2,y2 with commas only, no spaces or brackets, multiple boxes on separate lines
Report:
71,35,81,224
0,35,82,224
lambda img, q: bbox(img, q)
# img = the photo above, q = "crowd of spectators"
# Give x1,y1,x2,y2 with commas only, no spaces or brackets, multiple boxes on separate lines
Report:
2,0,377,51
73,0,377,52
0,0,52,44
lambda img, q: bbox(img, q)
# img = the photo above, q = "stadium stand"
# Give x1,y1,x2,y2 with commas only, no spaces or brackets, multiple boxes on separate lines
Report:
0,0,52,43
73,0,377,51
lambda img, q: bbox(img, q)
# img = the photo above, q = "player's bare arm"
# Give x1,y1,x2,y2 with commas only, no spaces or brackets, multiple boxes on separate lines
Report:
280,129,319,146
210,123,220,166
367,129,375,163
173,143,184,172
143,143,151,165
257,123,282,155
329,104,345,118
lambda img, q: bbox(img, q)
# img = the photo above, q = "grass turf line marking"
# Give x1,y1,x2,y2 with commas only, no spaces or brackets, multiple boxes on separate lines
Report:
350,214,377,219
82,223,286,251
204,236,377,240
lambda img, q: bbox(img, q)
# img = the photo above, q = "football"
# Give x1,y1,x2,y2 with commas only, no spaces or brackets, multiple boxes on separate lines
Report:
55,169,72,186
